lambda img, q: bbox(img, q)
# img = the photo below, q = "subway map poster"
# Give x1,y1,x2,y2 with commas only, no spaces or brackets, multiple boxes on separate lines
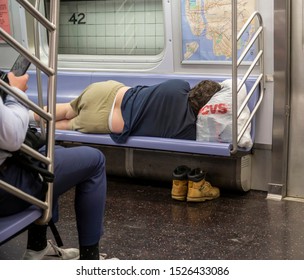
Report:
181,0,256,63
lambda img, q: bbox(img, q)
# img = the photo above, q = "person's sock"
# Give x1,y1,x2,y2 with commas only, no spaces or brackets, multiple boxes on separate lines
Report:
27,224,48,251
79,243,99,260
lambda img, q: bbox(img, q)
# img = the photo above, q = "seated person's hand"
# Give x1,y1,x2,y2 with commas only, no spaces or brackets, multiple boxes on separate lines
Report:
7,72,29,92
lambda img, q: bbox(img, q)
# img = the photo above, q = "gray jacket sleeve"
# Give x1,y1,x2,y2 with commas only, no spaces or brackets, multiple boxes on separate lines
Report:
0,87,29,155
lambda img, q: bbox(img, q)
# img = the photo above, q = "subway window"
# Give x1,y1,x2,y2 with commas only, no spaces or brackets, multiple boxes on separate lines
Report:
45,0,165,56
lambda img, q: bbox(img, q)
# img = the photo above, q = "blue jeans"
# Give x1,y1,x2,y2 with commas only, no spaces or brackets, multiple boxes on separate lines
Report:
0,145,107,246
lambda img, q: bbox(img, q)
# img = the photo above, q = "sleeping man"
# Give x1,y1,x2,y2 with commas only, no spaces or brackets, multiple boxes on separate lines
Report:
32,79,221,144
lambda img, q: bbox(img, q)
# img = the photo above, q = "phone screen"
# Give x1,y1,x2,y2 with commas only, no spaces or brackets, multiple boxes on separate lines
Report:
10,55,31,77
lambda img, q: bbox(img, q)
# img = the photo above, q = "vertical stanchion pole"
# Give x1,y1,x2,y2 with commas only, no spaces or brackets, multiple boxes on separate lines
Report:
231,0,238,154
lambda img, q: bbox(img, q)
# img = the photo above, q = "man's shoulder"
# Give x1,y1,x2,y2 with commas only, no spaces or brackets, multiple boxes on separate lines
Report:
161,79,190,88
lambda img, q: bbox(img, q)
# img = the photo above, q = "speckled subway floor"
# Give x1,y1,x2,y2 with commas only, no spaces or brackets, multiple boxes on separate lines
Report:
1,176,304,260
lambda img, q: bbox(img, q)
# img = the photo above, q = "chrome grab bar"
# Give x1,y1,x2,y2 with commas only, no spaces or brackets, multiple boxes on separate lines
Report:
231,2,265,154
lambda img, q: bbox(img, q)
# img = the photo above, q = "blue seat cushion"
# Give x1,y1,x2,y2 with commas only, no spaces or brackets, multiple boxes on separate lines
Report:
0,206,41,244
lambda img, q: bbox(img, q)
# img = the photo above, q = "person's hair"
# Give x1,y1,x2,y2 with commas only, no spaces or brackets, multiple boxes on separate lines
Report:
188,80,222,116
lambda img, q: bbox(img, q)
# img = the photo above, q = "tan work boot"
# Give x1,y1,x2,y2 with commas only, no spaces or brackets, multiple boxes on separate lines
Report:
171,165,191,201
187,168,220,202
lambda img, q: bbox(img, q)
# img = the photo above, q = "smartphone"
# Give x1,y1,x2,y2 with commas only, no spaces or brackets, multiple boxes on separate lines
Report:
10,54,31,76
0,55,31,98
0,70,9,83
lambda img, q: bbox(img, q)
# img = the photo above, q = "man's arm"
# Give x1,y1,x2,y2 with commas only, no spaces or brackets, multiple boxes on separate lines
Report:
0,73,29,151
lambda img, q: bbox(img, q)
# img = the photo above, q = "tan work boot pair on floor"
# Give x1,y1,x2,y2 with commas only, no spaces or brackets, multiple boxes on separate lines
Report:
171,165,220,202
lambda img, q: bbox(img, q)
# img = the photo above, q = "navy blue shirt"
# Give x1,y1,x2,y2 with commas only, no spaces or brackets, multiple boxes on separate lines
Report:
110,79,196,143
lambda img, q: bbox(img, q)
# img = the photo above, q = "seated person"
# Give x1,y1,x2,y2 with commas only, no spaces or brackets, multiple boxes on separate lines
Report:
1,72,109,260
33,79,221,144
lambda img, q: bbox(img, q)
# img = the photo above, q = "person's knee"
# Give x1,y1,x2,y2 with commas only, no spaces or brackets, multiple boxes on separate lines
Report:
65,104,77,119
95,149,105,169
55,119,72,130
85,147,105,171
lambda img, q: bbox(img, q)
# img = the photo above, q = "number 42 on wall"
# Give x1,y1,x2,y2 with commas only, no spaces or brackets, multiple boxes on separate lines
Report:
68,13,86,24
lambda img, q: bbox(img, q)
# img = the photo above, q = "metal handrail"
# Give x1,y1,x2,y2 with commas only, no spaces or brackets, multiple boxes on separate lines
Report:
34,0,45,138
0,28,54,76
231,3,265,154
0,0,60,224
16,0,56,32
